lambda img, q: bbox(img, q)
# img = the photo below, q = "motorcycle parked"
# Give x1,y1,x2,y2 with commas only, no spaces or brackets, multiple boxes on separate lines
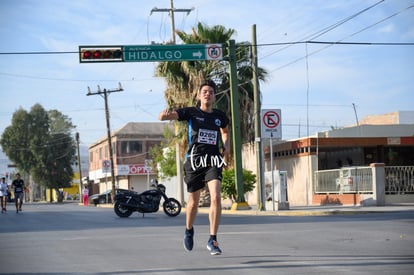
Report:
114,180,181,218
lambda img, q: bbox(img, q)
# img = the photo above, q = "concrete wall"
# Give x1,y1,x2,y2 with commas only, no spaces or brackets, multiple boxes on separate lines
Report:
322,124,414,138
272,155,318,206
242,143,318,207
358,111,414,125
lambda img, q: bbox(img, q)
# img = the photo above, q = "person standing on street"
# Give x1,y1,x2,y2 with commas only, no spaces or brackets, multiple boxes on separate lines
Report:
82,186,89,206
158,80,230,255
1,177,8,213
12,173,25,213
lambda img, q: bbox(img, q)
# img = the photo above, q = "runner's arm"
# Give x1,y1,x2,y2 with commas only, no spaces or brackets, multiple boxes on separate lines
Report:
158,109,179,121
220,126,230,158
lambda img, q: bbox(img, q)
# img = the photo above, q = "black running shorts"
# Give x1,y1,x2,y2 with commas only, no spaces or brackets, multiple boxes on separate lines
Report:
183,159,223,193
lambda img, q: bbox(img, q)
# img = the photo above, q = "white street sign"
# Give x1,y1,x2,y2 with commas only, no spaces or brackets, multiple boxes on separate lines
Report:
261,109,282,139
102,160,111,174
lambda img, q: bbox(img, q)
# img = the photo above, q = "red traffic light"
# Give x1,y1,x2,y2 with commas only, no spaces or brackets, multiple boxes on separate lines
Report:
93,50,102,58
79,46,123,63
82,51,92,59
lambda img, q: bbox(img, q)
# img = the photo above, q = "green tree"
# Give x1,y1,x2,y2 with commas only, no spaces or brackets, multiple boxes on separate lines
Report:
0,104,76,200
0,108,33,176
221,169,256,202
149,144,176,179
149,125,177,179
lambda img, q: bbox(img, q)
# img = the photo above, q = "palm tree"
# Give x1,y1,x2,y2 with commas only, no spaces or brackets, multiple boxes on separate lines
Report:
156,22,268,161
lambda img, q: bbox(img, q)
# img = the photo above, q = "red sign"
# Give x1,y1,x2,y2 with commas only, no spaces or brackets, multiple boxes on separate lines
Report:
129,165,151,175
207,44,222,60
262,110,280,128
261,109,282,139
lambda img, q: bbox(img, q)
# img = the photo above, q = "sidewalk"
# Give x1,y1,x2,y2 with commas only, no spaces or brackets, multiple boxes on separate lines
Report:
205,203,414,216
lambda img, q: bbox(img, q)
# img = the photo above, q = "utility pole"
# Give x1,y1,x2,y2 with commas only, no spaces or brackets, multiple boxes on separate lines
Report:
150,0,193,206
228,39,247,209
75,132,83,204
150,0,194,44
252,24,265,211
86,83,123,201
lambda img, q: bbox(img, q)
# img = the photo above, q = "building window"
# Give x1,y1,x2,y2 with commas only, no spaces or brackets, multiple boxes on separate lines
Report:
121,141,142,154
89,152,93,163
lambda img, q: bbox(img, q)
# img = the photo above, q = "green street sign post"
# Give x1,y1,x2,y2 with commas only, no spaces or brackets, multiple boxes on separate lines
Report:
79,44,223,63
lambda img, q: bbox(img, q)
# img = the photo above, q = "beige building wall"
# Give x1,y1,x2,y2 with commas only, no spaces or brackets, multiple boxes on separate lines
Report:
241,143,258,206
358,111,414,125
272,155,318,206
242,143,318,207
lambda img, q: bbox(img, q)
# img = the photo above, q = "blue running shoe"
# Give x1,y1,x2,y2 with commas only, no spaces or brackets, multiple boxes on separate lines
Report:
207,239,222,255
183,227,194,251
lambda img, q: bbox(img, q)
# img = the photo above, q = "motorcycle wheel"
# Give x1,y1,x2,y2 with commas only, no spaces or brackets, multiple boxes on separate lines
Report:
114,200,133,218
163,198,181,217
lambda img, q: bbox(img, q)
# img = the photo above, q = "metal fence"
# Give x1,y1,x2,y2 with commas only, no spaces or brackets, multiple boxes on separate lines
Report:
385,166,414,194
314,167,373,193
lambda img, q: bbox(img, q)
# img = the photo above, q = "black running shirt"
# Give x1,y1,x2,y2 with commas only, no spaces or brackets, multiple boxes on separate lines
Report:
12,179,24,193
176,107,229,156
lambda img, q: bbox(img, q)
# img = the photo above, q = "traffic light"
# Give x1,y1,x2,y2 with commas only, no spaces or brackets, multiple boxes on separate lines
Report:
79,46,123,63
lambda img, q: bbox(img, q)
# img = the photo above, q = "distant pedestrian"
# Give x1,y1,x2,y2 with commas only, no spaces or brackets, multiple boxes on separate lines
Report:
83,186,89,206
12,173,25,213
1,177,8,213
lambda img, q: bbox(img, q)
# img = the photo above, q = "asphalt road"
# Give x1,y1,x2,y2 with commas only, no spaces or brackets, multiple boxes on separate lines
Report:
0,202,413,275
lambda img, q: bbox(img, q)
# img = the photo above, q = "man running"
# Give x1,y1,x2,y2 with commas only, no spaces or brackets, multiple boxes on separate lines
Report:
158,80,229,255
12,173,25,213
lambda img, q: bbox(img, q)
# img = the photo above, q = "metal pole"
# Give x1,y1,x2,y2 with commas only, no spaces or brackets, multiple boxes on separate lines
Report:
103,89,117,202
170,0,176,44
352,103,360,127
252,24,265,210
150,1,194,44
270,134,275,211
145,159,150,190
228,39,245,205
150,2,192,206
75,132,83,204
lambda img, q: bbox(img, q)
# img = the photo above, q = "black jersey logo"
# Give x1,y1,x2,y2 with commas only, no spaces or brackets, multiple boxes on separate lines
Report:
215,119,221,127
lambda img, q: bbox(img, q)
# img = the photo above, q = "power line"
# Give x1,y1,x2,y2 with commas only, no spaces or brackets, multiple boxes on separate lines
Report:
1,41,413,57
0,40,411,59
258,0,386,60
268,3,414,73
0,51,78,55
0,40,412,82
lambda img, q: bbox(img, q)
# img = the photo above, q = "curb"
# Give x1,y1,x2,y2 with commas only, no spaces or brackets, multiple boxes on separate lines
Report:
193,207,381,216
89,203,413,216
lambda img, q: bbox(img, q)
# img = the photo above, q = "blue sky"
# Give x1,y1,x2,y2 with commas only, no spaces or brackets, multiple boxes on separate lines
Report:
0,0,413,148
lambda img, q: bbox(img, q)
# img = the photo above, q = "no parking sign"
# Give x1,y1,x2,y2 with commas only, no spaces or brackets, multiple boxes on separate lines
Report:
102,160,111,174
261,109,282,139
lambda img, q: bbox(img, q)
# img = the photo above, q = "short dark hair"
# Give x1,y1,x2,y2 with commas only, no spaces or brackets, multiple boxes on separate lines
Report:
199,80,217,93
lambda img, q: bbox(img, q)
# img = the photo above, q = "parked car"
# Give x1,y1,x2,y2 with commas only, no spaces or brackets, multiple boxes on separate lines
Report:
89,189,129,205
